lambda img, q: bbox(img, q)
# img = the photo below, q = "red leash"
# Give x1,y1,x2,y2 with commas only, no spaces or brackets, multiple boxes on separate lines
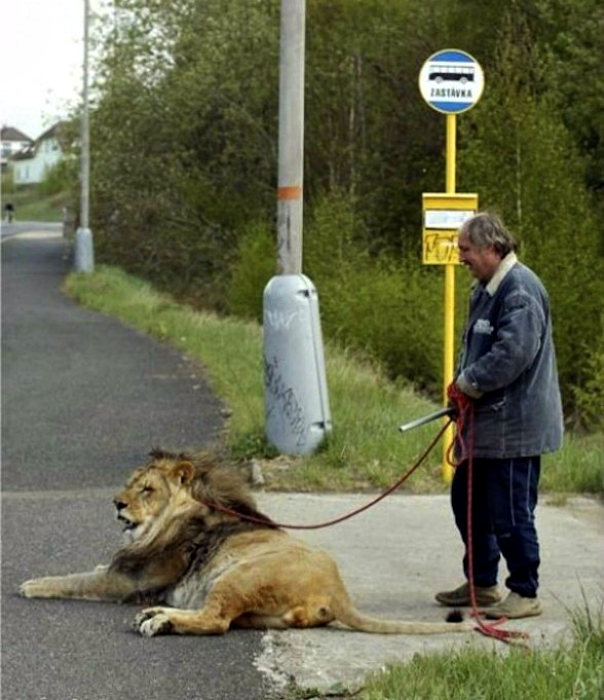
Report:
205,389,528,645
447,384,529,646
204,419,451,530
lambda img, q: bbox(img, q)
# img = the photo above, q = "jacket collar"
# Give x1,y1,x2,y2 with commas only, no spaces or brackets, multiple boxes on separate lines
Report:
484,252,518,296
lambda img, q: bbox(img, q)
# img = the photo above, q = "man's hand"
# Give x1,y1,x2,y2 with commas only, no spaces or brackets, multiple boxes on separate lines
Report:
454,373,483,399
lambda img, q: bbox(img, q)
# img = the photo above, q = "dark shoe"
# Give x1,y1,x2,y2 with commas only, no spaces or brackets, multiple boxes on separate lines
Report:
435,581,502,607
484,592,542,619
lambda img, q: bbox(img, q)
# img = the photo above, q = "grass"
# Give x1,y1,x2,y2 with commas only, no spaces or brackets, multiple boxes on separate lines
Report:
360,601,604,700
15,190,70,222
65,265,447,492
2,181,70,222
542,432,604,495
64,264,604,496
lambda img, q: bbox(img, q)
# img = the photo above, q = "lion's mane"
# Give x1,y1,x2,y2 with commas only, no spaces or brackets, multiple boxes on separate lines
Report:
109,449,276,596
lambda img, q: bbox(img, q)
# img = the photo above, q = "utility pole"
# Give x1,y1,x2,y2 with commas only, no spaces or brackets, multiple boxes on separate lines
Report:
75,0,94,272
262,0,331,455
276,0,304,274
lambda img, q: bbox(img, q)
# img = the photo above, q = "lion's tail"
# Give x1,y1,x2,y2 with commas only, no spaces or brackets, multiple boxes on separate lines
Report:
331,598,473,635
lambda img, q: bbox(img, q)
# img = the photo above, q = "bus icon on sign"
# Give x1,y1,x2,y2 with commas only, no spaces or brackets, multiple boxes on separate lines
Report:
429,64,475,84
419,49,484,114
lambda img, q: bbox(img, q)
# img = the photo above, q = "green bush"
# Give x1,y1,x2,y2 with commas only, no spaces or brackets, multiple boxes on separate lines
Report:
1,171,16,194
318,261,443,393
225,191,475,398
226,222,276,322
38,159,77,197
573,345,604,430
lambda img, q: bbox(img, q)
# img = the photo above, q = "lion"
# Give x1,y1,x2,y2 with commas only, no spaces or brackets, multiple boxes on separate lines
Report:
20,449,473,637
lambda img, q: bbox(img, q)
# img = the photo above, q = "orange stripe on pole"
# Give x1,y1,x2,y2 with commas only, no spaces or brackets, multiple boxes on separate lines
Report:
277,186,302,200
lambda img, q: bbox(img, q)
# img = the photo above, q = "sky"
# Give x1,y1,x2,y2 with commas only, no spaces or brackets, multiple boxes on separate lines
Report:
1,0,100,140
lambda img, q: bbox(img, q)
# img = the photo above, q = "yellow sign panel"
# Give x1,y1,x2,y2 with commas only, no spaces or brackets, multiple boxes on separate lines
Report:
421,193,478,265
423,230,461,265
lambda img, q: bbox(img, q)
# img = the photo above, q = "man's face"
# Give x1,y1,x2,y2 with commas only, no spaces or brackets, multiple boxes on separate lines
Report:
457,232,502,283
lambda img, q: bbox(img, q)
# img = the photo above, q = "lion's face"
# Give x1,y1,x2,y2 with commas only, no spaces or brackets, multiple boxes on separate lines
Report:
113,467,173,542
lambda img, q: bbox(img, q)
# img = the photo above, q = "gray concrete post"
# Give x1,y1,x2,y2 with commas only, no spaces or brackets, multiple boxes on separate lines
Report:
263,1,332,455
264,275,332,454
75,227,94,272
75,0,94,273
276,0,305,275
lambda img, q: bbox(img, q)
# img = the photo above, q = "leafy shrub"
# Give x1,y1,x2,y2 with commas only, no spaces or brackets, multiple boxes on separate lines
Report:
226,222,276,322
38,159,77,197
573,345,604,430
1,171,16,194
226,191,449,395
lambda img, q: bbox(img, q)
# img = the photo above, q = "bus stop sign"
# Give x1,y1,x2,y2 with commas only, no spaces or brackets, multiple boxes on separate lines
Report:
419,49,484,114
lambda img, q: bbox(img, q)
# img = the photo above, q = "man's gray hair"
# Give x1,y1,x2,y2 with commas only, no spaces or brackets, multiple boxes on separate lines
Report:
459,212,517,257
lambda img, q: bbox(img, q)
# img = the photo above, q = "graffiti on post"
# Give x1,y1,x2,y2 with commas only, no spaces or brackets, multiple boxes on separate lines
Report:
422,230,460,265
265,309,300,331
264,354,308,448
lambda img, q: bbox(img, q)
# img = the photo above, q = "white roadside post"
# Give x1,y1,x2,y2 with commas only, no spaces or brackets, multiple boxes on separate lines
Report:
263,0,332,455
75,0,94,273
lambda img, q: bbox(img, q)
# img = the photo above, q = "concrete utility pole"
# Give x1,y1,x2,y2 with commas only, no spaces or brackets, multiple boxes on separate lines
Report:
75,0,94,272
262,0,332,455
276,0,305,274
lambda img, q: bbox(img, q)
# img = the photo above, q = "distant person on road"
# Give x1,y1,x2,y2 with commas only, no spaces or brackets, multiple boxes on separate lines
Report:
436,212,563,619
4,202,15,223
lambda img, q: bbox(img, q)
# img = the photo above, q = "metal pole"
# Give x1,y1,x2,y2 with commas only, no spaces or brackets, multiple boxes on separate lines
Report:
442,113,457,482
263,0,331,455
75,0,94,272
276,0,305,275
81,0,90,231
399,407,455,434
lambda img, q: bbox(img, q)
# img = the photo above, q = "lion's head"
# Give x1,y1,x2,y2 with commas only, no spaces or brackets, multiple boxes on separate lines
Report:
113,449,273,544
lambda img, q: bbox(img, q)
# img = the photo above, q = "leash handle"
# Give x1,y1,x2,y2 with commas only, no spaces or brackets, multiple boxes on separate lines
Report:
398,407,455,433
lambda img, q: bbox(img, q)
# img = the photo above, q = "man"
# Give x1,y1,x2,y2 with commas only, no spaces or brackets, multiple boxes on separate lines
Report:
436,212,563,619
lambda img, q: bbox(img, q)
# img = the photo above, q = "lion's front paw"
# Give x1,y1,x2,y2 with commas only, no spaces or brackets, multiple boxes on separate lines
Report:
135,608,174,637
20,578,51,598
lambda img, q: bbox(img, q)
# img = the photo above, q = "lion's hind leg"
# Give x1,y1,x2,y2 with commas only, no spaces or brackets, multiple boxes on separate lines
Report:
233,603,334,630
135,604,233,637
232,613,289,630
282,601,335,629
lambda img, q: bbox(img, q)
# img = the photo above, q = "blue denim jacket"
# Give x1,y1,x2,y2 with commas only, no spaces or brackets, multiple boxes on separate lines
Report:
455,254,563,459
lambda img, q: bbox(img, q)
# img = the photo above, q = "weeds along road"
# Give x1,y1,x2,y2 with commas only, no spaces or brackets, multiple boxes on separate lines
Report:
1,231,270,700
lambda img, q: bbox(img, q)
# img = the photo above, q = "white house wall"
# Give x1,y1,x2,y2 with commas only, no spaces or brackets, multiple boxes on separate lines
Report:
13,137,63,185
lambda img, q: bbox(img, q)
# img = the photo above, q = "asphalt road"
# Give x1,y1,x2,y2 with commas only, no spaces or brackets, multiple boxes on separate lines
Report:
1,230,269,700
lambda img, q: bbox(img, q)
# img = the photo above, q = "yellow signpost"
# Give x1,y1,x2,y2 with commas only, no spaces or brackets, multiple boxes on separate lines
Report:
419,50,484,481
423,188,478,481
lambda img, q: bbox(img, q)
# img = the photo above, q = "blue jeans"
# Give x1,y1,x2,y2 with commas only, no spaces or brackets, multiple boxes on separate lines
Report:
451,456,541,598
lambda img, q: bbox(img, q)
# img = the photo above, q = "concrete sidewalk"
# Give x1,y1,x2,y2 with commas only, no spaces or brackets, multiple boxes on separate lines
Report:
2,230,603,698
255,492,603,692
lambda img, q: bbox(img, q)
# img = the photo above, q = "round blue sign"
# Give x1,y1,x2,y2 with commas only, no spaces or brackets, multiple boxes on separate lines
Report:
419,49,484,114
